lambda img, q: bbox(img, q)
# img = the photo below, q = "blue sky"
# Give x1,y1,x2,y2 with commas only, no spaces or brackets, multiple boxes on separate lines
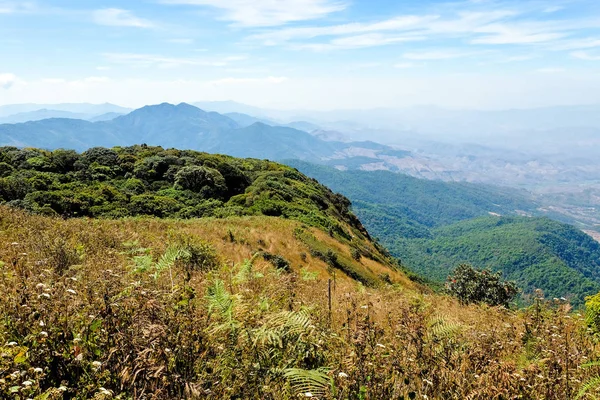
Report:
1,0,600,109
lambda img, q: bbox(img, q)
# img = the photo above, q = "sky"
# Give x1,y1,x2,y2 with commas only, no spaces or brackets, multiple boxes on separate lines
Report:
1,0,600,110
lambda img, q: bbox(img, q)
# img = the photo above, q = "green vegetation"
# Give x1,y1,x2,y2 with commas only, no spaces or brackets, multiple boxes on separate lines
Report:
447,264,518,307
288,161,600,307
0,145,367,240
0,206,598,399
397,216,600,306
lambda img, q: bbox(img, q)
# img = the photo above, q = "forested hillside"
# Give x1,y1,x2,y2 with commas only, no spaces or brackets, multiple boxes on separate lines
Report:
288,161,600,305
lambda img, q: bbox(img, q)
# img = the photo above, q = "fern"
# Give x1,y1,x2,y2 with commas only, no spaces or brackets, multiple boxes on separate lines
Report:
428,316,462,341
575,361,600,399
284,368,332,397
252,309,313,348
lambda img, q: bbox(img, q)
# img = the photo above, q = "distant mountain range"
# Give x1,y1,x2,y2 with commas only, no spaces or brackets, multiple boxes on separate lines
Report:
0,102,406,163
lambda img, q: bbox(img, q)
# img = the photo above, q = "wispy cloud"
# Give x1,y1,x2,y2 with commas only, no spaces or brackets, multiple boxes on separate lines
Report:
537,67,565,73
393,62,415,69
104,53,247,68
160,0,346,27
403,50,480,60
0,1,35,14
571,51,600,60
93,8,154,28
208,76,288,85
0,73,16,89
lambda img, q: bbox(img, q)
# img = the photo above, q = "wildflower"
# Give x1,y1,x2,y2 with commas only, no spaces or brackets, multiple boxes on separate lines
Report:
73,337,82,344
22,380,33,387
7,341,17,346
99,387,112,395
304,393,314,398
375,343,386,348
360,305,368,309
39,321,45,327
10,242,19,246
92,361,102,370
58,386,67,391
66,289,77,295
338,372,349,378
38,293,51,299
560,297,567,301
36,283,45,289
33,368,43,374
20,253,27,256
39,331,48,338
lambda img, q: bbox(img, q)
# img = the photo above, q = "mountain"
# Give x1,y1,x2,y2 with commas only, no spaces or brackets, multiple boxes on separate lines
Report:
287,161,600,305
88,112,124,122
0,102,131,118
397,216,600,305
0,109,91,124
223,112,274,127
0,103,403,165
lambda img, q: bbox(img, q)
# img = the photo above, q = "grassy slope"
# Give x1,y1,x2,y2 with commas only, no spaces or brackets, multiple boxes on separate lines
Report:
0,206,597,399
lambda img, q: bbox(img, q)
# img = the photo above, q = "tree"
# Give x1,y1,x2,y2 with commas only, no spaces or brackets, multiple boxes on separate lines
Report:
174,166,227,198
446,264,518,307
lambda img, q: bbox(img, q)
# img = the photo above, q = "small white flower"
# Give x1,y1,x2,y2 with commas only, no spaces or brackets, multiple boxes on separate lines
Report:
20,253,28,256
338,372,349,378
7,341,17,346
34,367,43,374
73,337,82,344
39,331,48,338
560,297,567,301
360,305,368,309
304,393,313,398
36,283,45,289
10,242,19,246
58,385,67,391
423,379,433,386
39,321,45,327
22,380,33,386
92,361,102,370
69,277,77,281
375,343,386,348
38,293,51,299
66,289,77,295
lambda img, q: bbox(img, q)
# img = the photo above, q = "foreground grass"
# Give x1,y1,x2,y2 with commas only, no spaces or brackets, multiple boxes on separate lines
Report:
0,207,599,399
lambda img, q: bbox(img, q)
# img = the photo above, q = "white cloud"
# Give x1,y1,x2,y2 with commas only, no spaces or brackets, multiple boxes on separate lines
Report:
537,67,565,73
394,63,415,69
248,15,437,45
93,8,154,28
167,38,194,44
0,73,16,89
0,1,35,14
103,53,246,68
543,6,564,13
571,51,600,60
403,50,478,60
160,0,346,27
208,76,288,85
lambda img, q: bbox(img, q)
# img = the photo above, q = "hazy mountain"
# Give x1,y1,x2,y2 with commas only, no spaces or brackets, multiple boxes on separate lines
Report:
0,103,359,161
224,112,274,127
0,109,91,124
0,103,131,118
88,112,124,122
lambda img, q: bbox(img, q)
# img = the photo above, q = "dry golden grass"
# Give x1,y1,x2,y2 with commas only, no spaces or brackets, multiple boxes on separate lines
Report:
0,206,599,399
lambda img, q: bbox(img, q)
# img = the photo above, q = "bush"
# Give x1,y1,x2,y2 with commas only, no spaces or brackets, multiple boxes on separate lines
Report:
446,264,518,307
586,292,600,335
261,252,291,272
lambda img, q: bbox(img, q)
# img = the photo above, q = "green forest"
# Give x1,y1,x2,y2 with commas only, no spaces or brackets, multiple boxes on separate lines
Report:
288,161,600,306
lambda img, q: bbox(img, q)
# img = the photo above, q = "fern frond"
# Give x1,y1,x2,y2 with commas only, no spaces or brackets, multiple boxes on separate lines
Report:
284,368,331,397
428,316,462,341
583,361,600,369
206,279,235,320
575,375,600,400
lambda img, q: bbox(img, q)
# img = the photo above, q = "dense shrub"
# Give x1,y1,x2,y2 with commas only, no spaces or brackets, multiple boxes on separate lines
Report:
446,264,518,307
